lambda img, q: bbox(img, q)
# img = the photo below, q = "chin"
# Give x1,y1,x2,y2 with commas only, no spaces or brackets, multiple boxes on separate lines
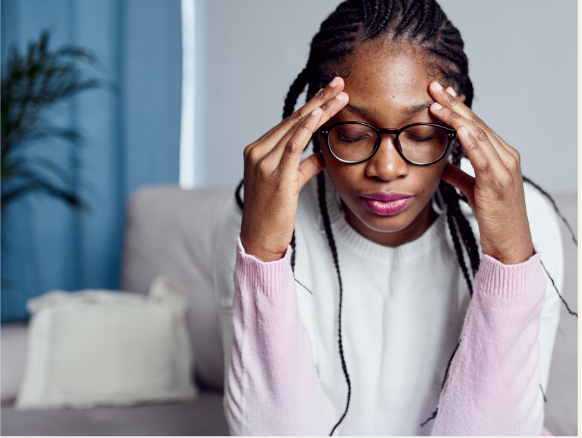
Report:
360,211,418,233
351,203,421,233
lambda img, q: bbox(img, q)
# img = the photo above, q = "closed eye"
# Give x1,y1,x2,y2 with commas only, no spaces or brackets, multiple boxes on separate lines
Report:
404,134,436,142
338,132,370,143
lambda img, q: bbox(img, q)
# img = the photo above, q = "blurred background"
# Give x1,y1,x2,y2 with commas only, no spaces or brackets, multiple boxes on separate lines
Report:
0,0,577,436
1,0,577,322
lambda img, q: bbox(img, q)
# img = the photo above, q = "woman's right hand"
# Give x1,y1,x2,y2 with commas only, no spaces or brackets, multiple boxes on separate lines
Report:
240,77,349,262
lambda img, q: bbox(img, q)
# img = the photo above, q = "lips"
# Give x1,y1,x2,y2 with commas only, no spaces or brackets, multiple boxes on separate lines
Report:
360,193,413,216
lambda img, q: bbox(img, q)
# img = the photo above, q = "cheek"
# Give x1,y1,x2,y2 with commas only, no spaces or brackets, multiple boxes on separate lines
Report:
410,165,445,198
322,151,363,192
319,149,372,208
318,136,352,182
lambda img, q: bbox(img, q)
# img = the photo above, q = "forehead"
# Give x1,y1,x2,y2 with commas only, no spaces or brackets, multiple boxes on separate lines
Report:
342,42,435,118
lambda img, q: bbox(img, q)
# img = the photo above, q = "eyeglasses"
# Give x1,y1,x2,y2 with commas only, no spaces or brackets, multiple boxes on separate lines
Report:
318,122,457,166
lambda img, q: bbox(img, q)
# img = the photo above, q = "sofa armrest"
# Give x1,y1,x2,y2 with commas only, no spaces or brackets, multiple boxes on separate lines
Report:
121,184,234,390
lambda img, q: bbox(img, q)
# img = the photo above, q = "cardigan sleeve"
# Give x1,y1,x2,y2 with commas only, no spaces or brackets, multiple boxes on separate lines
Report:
225,238,336,436
431,251,547,436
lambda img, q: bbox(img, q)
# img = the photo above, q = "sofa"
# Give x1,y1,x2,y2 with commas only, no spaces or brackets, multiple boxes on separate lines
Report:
1,185,578,436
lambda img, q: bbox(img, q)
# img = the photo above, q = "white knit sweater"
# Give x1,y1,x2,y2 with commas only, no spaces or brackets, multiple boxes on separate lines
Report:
213,160,563,435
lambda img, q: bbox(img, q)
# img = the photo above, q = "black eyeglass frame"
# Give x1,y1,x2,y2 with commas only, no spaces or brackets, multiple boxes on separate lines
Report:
318,121,457,166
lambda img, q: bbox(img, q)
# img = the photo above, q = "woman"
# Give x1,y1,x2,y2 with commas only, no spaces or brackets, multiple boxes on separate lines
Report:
213,0,565,435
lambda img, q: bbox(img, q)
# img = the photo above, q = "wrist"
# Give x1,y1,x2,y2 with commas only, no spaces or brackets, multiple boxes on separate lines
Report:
240,236,287,262
484,244,535,265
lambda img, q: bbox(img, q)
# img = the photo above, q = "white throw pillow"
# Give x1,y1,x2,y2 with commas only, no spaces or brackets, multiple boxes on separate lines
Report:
16,275,198,410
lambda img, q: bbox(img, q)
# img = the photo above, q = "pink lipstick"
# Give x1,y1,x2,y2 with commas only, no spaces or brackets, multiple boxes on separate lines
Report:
361,193,412,216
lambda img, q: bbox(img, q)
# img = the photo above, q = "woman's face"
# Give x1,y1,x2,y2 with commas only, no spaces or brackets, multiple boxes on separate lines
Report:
318,42,450,247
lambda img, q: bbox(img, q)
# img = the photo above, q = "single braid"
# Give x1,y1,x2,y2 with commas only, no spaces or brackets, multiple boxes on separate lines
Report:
235,178,244,210
374,0,396,39
442,183,473,295
523,176,578,246
282,68,310,273
420,339,461,427
363,0,390,40
540,384,548,403
422,2,441,43
376,0,395,38
361,0,377,36
541,260,577,318
452,201,480,274
448,143,481,274
414,0,434,38
290,232,297,272
395,1,422,37
317,172,352,436
441,340,461,390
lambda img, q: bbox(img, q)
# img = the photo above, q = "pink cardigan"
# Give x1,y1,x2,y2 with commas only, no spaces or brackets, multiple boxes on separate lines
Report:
225,238,547,435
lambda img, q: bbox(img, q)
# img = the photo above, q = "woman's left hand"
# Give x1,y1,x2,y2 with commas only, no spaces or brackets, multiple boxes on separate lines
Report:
428,81,534,265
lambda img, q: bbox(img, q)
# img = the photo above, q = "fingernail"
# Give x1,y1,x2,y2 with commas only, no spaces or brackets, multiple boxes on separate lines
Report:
312,107,321,116
459,126,468,135
335,92,346,100
447,87,457,97
432,102,443,110
329,77,339,87
434,81,443,91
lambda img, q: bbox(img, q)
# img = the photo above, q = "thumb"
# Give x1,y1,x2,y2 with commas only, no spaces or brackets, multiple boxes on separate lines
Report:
298,152,325,191
441,162,475,207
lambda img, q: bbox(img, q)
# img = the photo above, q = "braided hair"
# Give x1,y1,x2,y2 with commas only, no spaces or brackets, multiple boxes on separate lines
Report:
236,0,576,433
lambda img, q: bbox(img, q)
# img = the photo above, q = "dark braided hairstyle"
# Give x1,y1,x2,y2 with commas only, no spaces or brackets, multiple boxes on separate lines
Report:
236,0,577,433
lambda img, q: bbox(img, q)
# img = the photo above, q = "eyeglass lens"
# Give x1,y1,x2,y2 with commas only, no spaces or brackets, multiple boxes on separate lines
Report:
328,124,449,163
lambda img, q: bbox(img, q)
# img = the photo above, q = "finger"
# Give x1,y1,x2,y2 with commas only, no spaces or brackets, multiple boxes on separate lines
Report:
484,129,518,164
429,81,479,126
275,105,325,172
247,78,345,163
489,129,521,162
441,162,476,208
297,152,325,191
270,91,348,164
262,77,345,146
456,124,519,192
430,102,507,172
488,132,522,177
433,81,521,173
431,81,514,158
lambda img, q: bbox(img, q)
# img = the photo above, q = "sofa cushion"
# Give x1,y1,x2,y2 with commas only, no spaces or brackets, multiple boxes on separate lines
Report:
121,185,233,390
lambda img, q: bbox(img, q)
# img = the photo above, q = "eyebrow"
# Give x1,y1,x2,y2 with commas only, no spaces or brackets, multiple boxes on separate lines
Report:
344,104,370,116
405,101,433,115
344,101,434,117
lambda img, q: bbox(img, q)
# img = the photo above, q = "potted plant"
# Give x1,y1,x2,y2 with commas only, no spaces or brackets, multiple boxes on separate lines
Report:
1,30,103,211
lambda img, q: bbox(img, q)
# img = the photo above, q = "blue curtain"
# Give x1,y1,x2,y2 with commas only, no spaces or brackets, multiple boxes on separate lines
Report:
1,0,182,322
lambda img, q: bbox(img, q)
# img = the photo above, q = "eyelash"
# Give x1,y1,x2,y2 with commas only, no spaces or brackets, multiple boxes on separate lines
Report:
338,132,368,143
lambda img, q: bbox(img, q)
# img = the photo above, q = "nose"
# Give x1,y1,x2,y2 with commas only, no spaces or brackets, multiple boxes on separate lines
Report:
364,135,409,181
